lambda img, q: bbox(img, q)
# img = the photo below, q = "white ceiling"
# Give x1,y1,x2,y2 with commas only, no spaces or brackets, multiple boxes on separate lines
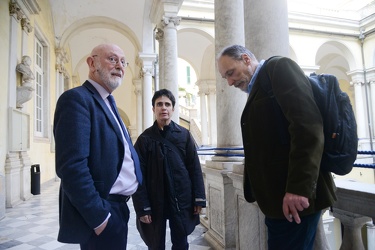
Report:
289,0,374,12
47,0,374,86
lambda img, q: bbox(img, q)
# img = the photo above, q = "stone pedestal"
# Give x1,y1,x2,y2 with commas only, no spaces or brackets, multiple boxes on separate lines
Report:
0,174,5,219
19,151,32,201
228,164,267,250
203,160,237,250
5,152,22,207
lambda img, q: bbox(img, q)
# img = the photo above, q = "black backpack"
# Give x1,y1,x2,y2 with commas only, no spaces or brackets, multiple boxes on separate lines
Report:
261,57,358,175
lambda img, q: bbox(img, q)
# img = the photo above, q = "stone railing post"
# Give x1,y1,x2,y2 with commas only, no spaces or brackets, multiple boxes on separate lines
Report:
332,208,371,250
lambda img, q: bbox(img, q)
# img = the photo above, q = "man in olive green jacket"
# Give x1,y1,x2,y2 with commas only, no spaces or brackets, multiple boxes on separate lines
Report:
217,45,336,250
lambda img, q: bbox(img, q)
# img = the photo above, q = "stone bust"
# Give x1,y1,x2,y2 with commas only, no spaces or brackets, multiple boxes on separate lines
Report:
16,55,35,86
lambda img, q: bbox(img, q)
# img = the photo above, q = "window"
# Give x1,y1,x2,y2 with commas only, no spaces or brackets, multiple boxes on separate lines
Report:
186,66,191,84
34,35,49,139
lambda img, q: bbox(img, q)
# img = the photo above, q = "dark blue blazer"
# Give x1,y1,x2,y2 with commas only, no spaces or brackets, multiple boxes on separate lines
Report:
54,81,127,243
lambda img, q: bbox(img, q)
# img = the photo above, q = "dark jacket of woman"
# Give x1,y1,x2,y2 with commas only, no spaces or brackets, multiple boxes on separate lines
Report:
132,120,206,246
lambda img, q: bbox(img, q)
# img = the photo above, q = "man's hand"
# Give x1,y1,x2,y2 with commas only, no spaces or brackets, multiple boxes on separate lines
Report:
94,219,108,235
139,215,152,224
282,192,310,224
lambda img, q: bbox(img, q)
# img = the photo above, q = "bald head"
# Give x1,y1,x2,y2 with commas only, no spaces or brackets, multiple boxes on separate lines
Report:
87,43,126,93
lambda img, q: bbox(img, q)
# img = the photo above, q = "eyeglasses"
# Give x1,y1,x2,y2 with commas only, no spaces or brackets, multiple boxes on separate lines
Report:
92,55,129,68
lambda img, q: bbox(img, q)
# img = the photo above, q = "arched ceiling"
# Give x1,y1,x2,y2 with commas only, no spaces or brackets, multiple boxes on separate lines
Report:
48,0,374,85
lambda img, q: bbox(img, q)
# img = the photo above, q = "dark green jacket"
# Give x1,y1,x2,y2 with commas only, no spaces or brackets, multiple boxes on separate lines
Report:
241,56,336,218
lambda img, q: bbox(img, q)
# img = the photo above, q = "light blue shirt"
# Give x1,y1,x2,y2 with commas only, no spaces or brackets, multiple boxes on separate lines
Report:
247,59,265,94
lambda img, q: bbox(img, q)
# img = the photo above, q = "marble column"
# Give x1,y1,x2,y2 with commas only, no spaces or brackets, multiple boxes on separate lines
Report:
367,69,375,141
215,0,246,148
8,2,23,108
197,80,209,146
353,81,367,140
161,17,180,123
207,80,217,146
139,53,157,130
133,79,142,136
204,1,246,248
244,0,289,59
156,28,164,90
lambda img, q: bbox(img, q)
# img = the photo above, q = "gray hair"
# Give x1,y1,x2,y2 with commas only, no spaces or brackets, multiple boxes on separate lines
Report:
217,45,257,61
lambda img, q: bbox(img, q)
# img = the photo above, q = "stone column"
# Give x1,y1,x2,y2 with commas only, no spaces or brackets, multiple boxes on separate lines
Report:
203,1,246,248
207,80,217,146
8,2,23,108
367,68,375,141
215,0,246,148
353,81,367,139
139,53,157,130
133,79,142,136
156,28,164,90
244,0,289,59
161,17,180,123
197,80,208,145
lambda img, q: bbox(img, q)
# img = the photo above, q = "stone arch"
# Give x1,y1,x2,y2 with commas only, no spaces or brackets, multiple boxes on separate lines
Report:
315,41,356,111
57,16,141,51
177,27,215,80
315,41,356,79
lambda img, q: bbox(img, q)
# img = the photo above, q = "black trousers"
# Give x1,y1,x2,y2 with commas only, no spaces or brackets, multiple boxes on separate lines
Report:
80,200,130,250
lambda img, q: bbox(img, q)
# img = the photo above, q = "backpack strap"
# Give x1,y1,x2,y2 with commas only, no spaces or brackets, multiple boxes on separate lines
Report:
147,132,186,165
259,57,290,145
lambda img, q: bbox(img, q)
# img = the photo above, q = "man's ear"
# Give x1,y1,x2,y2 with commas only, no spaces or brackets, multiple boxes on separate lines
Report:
242,54,251,65
87,57,96,72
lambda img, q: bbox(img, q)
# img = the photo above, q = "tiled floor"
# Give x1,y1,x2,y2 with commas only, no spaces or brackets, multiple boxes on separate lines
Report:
0,180,213,250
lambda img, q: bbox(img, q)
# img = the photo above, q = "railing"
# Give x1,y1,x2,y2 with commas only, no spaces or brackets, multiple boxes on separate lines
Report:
197,147,375,169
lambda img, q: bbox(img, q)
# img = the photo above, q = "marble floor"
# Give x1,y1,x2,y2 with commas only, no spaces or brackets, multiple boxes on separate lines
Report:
0,180,213,250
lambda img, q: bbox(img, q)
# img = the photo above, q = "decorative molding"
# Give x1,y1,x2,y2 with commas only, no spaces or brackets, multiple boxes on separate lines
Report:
21,0,41,15
9,2,23,21
21,18,33,33
55,48,69,64
142,67,153,76
155,28,164,41
161,16,181,27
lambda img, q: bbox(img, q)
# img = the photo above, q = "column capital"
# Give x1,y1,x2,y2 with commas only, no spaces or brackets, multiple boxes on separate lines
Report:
142,67,153,76
133,79,142,94
55,47,69,76
161,16,181,27
196,80,209,95
155,28,164,41
21,18,33,33
347,70,365,84
9,2,23,21
366,67,375,83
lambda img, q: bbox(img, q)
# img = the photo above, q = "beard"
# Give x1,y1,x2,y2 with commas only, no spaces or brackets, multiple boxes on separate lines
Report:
96,62,123,92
